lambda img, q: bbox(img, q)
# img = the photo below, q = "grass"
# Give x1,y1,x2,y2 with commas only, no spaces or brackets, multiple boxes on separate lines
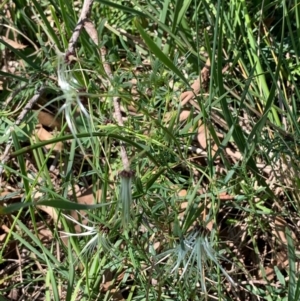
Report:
1,0,300,300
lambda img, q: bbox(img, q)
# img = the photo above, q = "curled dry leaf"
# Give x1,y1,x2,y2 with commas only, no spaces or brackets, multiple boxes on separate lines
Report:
258,250,289,281
76,185,102,205
37,228,54,242
274,250,289,271
163,110,192,128
261,265,277,281
163,111,173,124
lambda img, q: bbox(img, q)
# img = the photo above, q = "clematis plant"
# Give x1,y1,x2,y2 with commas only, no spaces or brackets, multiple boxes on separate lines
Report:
60,213,114,258
119,169,135,229
56,51,90,137
156,227,236,293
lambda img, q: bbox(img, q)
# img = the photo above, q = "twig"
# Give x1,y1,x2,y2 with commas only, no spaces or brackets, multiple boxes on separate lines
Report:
3,83,28,107
66,0,94,56
66,0,130,171
113,99,130,171
0,89,45,178
99,40,131,171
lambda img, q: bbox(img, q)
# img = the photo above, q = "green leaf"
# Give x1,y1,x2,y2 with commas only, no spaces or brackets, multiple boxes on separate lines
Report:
31,0,62,49
36,199,112,210
135,18,190,86
96,0,147,17
287,227,296,300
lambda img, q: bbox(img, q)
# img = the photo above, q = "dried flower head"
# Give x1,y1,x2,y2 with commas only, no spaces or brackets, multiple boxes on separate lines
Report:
119,169,135,228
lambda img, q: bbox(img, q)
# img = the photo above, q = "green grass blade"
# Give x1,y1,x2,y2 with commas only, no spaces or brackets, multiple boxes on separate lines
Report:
31,0,62,49
286,227,296,300
135,19,190,86
96,0,146,17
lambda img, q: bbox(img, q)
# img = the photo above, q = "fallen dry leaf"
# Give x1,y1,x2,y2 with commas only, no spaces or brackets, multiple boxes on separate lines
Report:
197,121,219,156
271,216,298,249
37,110,61,130
34,126,63,152
178,189,187,197
100,269,126,301
83,20,98,45
218,191,235,201
197,122,208,150
76,186,102,205
1,36,27,49
180,57,211,106
179,110,191,122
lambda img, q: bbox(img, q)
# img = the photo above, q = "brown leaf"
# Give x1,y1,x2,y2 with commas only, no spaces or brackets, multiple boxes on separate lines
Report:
258,250,289,281
259,265,276,281
34,127,63,152
37,205,59,223
83,20,98,45
255,216,300,281
178,189,187,197
0,233,7,243
179,57,210,105
0,189,21,203
37,110,61,130
163,111,173,124
76,186,102,205
218,191,235,201
63,186,103,244
274,250,289,270
179,110,191,122
1,36,27,49
70,186,102,224
197,122,219,156
271,216,298,248
37,228,54,241
197,123,208,149
225,147,242,161
35,186,102,229
33,190,60,224
100,270,126,300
